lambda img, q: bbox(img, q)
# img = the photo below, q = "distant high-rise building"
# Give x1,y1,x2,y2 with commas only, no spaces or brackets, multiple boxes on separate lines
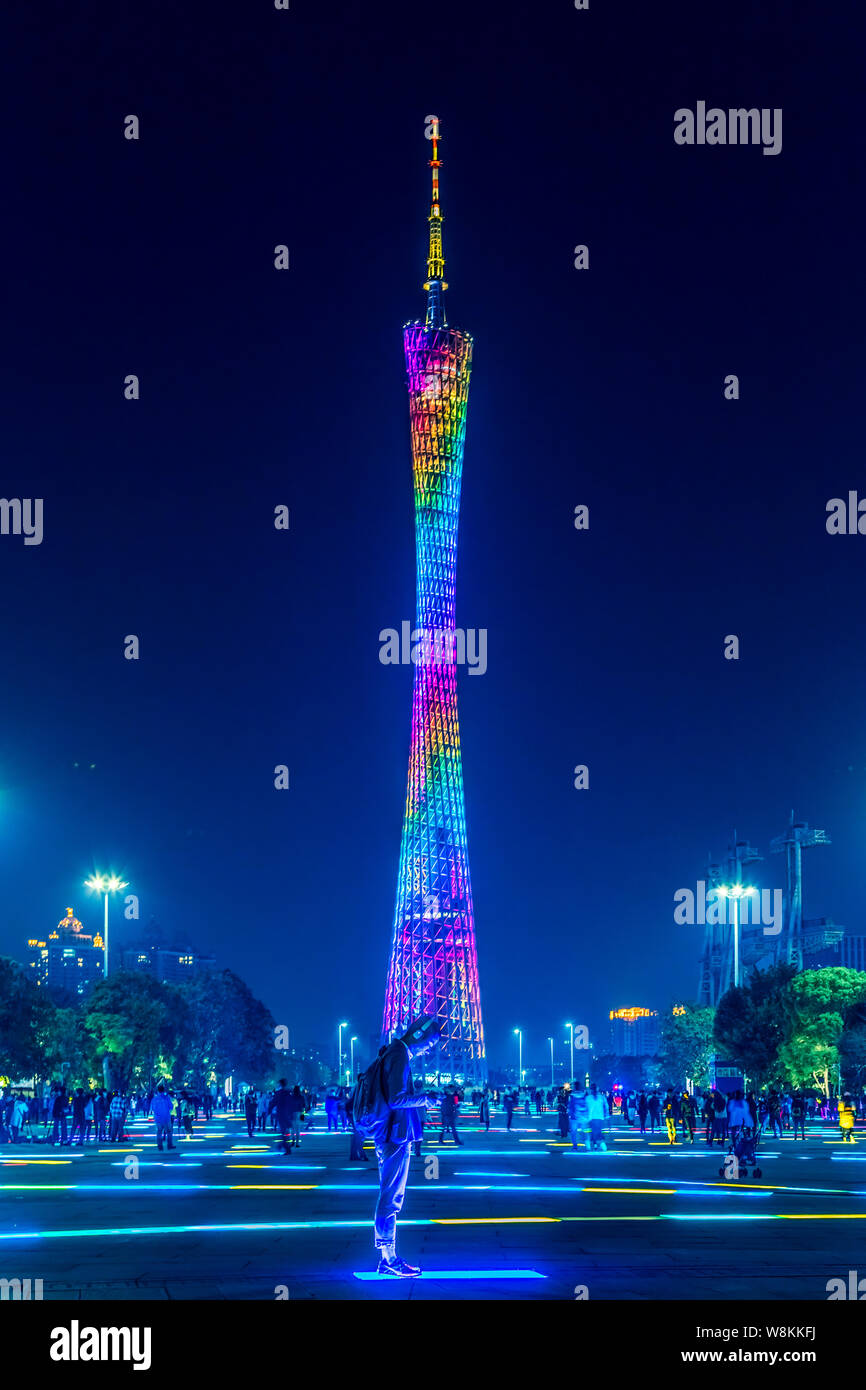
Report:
120,945,216,984
610,1007,660,1057
801,926,864,972
26,907,104,997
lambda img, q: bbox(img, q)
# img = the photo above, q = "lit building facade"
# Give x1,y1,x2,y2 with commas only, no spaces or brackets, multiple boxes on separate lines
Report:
610,1007,660,1057
26,907,104,997
120,945,216,984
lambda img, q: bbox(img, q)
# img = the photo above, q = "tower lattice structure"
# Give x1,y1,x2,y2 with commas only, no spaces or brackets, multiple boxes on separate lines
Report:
383,117,485,1083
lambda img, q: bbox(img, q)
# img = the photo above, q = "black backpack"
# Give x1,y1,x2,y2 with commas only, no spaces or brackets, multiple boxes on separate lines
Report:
351,1053,388,1139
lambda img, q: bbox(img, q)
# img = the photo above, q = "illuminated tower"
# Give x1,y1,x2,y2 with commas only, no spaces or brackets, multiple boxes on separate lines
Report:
383,117,485,1083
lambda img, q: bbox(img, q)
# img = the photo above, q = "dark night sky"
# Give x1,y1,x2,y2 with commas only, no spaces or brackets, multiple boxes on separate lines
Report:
1,1,863,1070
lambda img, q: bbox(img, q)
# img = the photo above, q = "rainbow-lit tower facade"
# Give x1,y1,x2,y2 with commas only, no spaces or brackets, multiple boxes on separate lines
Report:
383,117,485,1083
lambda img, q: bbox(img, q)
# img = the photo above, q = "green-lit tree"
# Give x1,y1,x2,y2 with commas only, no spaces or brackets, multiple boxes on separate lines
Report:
659,1004,716,1089
83,972,190,1091
777,968,866,1096
41,1006,99,1088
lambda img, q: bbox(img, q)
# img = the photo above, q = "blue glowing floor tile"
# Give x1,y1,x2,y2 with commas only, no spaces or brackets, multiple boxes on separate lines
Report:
353,1268,546,1281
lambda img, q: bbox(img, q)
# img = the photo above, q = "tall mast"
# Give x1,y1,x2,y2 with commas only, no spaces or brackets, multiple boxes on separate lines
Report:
423,114,448,328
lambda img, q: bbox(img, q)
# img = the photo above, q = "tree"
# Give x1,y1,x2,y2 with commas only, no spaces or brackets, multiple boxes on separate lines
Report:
40,1006,99,1088
83,972,190,1091
839,1024,866,1092
176,970,275,1089
777,968,866,1095
659,1005,715,1089
0,956,55,1080
713,963,798,1087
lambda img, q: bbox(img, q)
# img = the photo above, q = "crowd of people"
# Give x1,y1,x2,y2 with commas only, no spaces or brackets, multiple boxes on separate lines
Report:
612,1086,862,1147
3,1075,863,1154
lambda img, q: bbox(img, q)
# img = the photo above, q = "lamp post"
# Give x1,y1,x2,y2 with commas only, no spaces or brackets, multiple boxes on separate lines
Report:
548,1036,555,1087
513,1028,522,1085
338,1022,348,1082
717,885,756,988
566,1022,575,1086
350,1036,357,1083
83,872,128,981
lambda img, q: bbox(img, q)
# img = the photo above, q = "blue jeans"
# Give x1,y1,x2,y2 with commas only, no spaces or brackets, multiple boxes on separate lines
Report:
374,1140,413,1250
156,1122,174,1150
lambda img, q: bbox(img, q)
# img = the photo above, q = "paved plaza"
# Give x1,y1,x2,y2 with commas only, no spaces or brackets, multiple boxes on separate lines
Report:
2,1108,865,1301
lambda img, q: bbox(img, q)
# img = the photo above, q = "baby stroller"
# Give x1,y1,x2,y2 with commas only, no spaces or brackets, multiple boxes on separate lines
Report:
719,1124,762,1180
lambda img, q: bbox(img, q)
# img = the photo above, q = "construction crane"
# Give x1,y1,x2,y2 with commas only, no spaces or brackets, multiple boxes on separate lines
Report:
770,811,830,970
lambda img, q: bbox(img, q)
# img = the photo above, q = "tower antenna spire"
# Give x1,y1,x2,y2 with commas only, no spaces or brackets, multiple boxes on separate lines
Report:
423,114,448,328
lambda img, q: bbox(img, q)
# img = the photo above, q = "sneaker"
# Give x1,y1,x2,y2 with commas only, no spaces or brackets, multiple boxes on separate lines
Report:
377,1255,421,1278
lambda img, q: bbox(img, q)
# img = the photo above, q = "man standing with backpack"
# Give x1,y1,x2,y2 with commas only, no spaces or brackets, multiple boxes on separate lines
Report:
351,1015,442,1278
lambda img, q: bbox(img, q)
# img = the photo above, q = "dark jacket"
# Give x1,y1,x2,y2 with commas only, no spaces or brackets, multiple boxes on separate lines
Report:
378,1040,427,1144
269,1088,294,1127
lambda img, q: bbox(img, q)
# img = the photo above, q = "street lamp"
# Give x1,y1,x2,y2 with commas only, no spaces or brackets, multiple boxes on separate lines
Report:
565,1022,575,1086
350,1036,357,1082
338,1022,348,1081
548,1037,555,1087
513,1028,522,1084
83,872,128,981
717,885,757,988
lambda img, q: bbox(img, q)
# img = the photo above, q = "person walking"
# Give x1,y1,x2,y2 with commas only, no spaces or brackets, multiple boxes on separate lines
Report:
108,1091,125,1142
324,1090,339,1132
438,1087,464,1145
10,1093,28,1144
663,1089,678,1145
567,1088,586,1149
51,1086,69,1146
479,1088,491,1132
791,1090,806,1140
268,1079,295,1156
348,1076,370,1161
178,1090,195,1140
726,1090,749,1147
711,1089,728,1145
504,1091,515,1131
82,1091,94,1143
244,1089,258,1140
585,1085,608,1151
70,1088,87,1147
151,1084,176,1152
681,1090,697,1144
766,1090,783,1139
556,1087,569,1140
647,1091,661,1133
93,1090,107,1142
289,1085,305,1148
839,1092,856,1144
637,1091,649,1134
